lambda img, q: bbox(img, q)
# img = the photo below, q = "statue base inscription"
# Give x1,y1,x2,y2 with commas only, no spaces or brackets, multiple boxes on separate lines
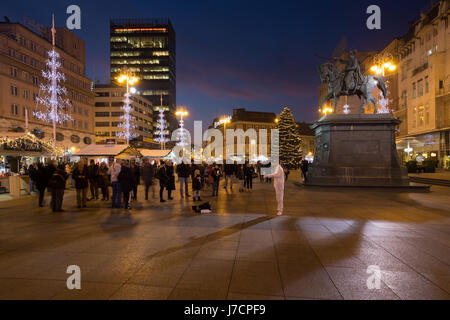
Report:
306,114,423,188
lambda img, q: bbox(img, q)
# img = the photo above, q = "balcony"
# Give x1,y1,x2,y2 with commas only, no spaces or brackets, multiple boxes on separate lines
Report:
412,63,428,77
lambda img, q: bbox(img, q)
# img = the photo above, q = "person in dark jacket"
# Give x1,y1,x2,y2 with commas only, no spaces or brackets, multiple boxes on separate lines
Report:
35,162,49,207
87,160,99,200
141,159,155,200
27,163,37,193
177,161,190,198
157,161,168,203
130,160,140,200
72,160,89,208
48,164,68,212
244,163,255,190
98,162,110,200
301,159,309,183
223,163,236,190
118,160,135,210
192,169,203,202
236,164,245,192
166,161,175,200
211,164,222,197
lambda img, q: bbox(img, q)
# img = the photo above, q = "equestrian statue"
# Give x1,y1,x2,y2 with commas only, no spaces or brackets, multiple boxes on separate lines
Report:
318,50,387,114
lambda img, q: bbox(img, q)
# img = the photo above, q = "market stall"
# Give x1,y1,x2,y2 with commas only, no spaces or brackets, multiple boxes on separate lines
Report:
0,132,63,196
73,144,142,164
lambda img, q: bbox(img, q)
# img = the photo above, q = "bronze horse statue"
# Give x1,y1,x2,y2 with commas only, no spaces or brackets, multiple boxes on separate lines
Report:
318,62,387,114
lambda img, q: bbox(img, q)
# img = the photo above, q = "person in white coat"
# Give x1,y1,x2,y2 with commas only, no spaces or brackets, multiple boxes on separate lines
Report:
265,164,285,216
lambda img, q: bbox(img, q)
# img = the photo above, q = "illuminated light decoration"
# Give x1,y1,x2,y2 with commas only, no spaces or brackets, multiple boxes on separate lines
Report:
154,109,169,149
33,16,72,147
116,92,139,142
321,106,334,115
404,147,413,153
0,132,64,157
343,104,351,114
277,107,303,168
377,83,392,114
175,109,189,147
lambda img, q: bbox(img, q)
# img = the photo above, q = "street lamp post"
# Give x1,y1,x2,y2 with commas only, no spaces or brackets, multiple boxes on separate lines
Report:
219,117,231,161
117,67,139,145
370,53,397,77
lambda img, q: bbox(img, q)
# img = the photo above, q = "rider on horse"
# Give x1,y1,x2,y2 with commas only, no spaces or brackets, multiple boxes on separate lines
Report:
333,50,363,95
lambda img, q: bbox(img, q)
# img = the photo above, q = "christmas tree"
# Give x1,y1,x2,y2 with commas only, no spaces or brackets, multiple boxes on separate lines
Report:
276,107,302,168
33,15,72,145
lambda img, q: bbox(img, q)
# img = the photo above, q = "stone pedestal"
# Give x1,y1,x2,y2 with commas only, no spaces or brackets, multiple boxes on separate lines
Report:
306,114,410,187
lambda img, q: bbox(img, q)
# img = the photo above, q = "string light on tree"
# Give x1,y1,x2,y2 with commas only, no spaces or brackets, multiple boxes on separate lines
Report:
276,107,303,169
33,14,72,146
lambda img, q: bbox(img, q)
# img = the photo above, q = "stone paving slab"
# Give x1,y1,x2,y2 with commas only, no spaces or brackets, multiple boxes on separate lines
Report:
0,175,449,300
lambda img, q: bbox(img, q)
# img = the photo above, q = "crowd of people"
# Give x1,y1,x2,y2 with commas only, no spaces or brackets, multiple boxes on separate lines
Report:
22,159,309,214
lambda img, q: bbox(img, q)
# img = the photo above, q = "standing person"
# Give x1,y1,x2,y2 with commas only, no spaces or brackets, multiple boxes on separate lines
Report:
157,161,168,203
130,160,141,200
141,159,155,200
72,160,88,208
211,164,222,197
98,162,110,201
108,159,122,208
177,161,190,198
27,163,37,193
223,163,235,191
35,163,49,207
166,161,175,200
87,160,99,201
118,160,135,210
257,161,264,183
236,164,245,192
265,163,285,216
48,164,68,212
192,169,203,201
244,163,254,190
301,159,309,183
284,166,290,181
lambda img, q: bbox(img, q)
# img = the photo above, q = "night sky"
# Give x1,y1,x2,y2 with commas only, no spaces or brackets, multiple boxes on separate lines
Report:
4,0,435,128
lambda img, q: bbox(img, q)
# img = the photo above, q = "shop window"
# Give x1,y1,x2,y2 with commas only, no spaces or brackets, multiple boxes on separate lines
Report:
70,135,80,143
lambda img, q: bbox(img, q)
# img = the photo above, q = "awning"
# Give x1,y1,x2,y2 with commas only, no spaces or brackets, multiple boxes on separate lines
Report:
0,132,63,157
75,144,142,158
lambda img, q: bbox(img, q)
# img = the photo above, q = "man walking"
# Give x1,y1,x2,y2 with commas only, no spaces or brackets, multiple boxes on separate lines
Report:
223,163,236,191
108,159,122,208
177,161,190,198
141,159,155,200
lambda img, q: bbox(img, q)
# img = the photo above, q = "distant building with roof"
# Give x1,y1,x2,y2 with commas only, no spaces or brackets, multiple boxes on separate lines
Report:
213,108,278,162
296,122,316,157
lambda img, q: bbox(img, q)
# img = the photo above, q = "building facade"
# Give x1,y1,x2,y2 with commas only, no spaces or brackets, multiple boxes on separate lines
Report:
109,18,176,136
396,0,450,168
297,122,316,157
213,108,277,162
0,20,95,153
94,84,153,147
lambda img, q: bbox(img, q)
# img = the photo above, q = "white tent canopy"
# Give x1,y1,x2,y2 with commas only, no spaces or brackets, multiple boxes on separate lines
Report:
139,149,171,158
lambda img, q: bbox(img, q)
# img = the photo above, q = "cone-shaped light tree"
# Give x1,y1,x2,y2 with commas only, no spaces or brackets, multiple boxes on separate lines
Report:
276,107,302,169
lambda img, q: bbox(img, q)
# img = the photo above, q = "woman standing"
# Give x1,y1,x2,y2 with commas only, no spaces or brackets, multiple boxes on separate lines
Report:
72,160,89,208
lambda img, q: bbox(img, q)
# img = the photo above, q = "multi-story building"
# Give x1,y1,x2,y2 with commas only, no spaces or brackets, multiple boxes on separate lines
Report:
214,108,277,162
0,19,95,153
109,18,176,136
94,84,153,147
396,0,450,168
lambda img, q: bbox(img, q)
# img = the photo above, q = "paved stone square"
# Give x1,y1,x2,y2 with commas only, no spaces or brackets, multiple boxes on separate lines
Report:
0,174,449,300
